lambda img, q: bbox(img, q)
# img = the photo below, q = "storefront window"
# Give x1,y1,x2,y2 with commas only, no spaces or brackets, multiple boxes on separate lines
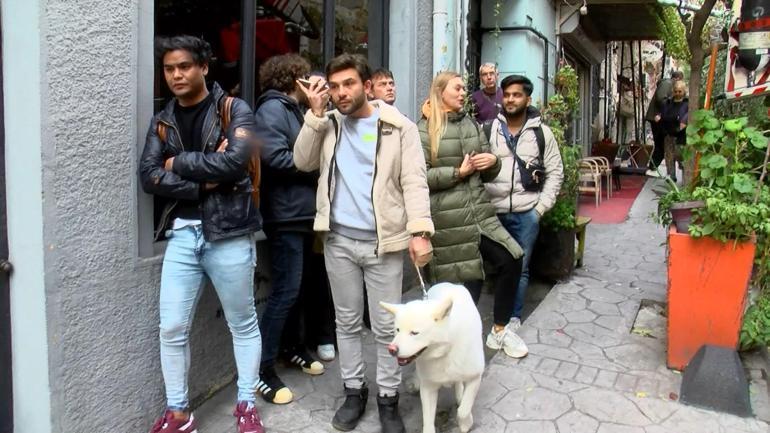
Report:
147,0,382,244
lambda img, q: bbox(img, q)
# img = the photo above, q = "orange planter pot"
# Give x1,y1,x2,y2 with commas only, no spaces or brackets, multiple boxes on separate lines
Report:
667,226,756,370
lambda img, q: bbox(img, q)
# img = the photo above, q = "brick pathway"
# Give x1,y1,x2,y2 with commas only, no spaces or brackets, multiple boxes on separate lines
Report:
198,178,770,433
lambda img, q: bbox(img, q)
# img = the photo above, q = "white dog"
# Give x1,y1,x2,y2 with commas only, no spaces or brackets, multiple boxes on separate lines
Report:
381,282,485,433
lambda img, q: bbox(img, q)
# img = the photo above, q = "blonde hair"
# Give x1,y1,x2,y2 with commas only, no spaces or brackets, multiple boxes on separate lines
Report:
427,71,462,162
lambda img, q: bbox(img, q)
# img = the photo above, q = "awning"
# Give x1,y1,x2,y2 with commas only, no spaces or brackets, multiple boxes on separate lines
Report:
581,0,663,41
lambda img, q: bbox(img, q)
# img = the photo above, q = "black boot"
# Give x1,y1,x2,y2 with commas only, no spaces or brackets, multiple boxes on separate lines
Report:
332,384,368,431
377,393,406,433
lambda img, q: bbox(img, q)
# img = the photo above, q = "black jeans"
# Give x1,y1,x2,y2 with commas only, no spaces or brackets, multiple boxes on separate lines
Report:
465,236,523,326
649,121,665,169
260,231,335,369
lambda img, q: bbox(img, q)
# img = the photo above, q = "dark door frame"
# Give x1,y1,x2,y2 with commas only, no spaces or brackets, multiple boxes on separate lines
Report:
0,13,13,433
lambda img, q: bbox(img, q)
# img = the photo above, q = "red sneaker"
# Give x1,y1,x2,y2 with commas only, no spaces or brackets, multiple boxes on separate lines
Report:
149,410,198,433
233,401,265,433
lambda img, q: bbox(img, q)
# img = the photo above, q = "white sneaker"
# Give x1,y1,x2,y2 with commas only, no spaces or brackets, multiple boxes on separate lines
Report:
486,325,529,358
645,169,661,178
317,344,336,362
508,317,521,332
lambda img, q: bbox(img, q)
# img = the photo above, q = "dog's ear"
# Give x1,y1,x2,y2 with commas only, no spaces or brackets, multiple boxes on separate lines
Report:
433,296,453,321
380,301,400,316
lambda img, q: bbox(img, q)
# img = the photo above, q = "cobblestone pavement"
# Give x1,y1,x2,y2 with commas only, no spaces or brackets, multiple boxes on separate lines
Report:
198,178,770,433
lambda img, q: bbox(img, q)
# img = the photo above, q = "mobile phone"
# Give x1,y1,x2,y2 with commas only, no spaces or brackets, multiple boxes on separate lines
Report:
298,78,328,90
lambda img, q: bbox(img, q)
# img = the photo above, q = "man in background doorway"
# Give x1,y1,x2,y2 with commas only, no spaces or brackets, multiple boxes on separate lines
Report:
472,62,503,123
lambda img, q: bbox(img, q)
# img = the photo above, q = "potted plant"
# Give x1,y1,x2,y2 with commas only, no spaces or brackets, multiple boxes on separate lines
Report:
662,109,769,370
530,66,581,281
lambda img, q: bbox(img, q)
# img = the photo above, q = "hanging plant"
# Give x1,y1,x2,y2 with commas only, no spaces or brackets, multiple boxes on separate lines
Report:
651,5,691,62
540,64,581,231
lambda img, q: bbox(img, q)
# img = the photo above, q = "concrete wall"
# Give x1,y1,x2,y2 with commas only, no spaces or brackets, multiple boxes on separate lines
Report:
5,1,238,432
5,1,429,432
479,0,557,106
390,0,433,121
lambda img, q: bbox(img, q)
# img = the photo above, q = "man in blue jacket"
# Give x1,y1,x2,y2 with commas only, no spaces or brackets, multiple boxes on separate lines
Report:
254,54,335,405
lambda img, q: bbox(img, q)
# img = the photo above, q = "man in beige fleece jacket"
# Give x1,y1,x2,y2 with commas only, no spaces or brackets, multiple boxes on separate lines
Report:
484,74,563,329
293,53,433,433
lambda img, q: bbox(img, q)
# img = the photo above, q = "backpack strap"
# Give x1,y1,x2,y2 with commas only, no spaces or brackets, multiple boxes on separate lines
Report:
221,96,234,131
533,126,545,161
482,120,494,143
157,122,167,143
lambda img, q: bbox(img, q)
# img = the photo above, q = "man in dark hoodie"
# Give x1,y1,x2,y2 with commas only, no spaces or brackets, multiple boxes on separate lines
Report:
253,54,335,405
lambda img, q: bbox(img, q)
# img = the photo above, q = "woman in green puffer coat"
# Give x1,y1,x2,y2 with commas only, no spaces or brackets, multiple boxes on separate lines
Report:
417,71,528,359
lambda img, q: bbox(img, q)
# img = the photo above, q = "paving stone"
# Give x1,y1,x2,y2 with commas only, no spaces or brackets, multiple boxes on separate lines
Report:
613,373,638,393
556,410,600,433
564,309,598,323
570,340,607,361
473,408,508,432
551,292,589,313
582,288,627,304
531,372,589,393
554,361,580,380
572,388,651,426
597,424,646,433
634,378,660,396
504,420,557,433
528,344,577,362
491,387,571,421
574,366,599,384
587,301,621,316
593,370,618,388
483,364,537,391
628,395,677,424
656,407,723,433
474,379,508,408
538,329,573,348
536,357,561,376
563,323,623,347
595,315,629,332
605,344,661,371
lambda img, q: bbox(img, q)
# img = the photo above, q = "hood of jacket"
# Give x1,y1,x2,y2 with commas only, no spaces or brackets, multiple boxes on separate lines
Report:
493,105,542,129
255,89,303,112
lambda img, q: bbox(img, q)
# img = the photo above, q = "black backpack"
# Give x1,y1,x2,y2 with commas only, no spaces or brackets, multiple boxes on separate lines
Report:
482,120,547,192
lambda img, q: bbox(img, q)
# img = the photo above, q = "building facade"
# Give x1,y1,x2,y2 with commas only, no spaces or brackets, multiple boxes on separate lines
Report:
1,1,432,432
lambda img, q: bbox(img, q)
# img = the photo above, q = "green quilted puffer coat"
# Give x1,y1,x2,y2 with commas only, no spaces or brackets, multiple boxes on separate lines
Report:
418,110,523,284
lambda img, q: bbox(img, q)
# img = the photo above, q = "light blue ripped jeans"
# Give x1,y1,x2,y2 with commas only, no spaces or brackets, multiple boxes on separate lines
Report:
159,224,261,410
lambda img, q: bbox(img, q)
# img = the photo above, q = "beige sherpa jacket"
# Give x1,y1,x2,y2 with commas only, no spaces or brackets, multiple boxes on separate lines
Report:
293,100,434,254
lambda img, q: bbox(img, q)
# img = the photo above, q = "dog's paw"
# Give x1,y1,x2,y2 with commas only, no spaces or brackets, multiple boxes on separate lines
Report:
457,413,473,433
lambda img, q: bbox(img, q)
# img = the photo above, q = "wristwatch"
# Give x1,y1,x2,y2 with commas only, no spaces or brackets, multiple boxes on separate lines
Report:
412,231,431,239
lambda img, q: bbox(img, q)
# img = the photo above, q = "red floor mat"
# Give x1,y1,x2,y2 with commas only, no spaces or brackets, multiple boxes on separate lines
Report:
577,175,648,224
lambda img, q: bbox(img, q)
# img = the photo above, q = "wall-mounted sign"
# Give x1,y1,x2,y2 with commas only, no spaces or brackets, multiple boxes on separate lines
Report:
725,0,770,99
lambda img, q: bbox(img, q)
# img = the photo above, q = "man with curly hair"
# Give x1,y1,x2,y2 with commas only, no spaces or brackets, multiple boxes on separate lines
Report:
253,54,335,405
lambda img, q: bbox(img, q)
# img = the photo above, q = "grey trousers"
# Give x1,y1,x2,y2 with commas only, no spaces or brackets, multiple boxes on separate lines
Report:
324,231,403,395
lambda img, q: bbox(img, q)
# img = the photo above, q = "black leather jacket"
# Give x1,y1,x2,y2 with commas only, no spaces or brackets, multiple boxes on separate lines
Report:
140,82,261,242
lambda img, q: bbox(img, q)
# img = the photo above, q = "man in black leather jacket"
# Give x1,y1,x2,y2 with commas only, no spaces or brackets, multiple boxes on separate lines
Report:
139,35,265,433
